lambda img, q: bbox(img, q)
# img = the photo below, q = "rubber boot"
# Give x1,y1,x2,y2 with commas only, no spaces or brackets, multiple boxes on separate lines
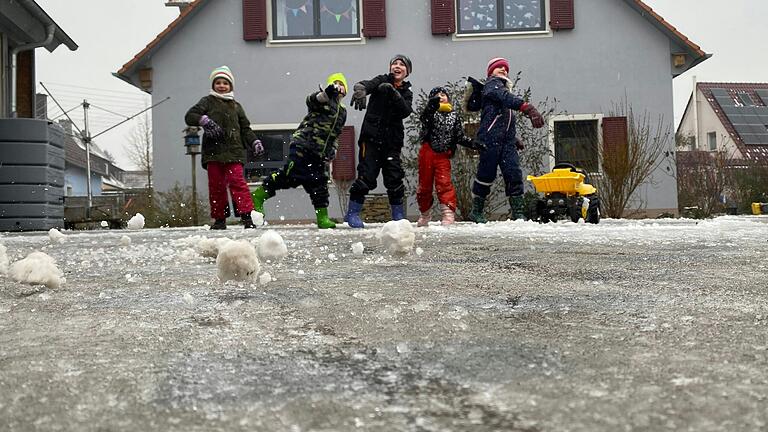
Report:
440,204,455,226
509,195,526,221
241,213,257,229
417,210,431,227
391,204,406,221
469,196,487,224
345,200,364,228
210,218,227,230
250,186,270,215
315,208,336,229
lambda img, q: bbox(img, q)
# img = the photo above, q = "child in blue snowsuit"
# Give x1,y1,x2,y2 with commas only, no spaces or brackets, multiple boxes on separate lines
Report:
468,57,545,223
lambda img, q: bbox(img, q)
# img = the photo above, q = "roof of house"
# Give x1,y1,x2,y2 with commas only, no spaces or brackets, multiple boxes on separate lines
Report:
694,82,768,163
115,0,708,87
1,0,78,51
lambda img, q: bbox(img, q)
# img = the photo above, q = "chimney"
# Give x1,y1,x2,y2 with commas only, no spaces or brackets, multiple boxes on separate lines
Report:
58,119,73,135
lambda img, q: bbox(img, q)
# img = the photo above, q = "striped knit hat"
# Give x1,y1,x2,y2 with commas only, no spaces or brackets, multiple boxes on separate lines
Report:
210,65,235,89
486,57,509,77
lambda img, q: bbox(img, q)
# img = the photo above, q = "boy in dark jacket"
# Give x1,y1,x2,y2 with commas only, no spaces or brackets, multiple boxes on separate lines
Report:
345,55,414,228
185,66,264,229
250,73,348,229
416,87,484,226
469,57,544,223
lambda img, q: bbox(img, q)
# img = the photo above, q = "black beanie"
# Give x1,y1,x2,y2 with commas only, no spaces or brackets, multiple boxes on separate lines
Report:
389,54,412,76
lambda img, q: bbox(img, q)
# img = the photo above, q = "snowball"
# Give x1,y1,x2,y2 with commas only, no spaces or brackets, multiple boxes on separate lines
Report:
48,228,66,244
127,213,145,230
216,240,260,282
377,220,415,254
252,210,265,227
8,251,64,288
351,242,364,255
257,230,288,261
259,272,272,284
415,247,424,256
196,237,233,258
100,221,108,228
120,236,131,246
0,244,8,275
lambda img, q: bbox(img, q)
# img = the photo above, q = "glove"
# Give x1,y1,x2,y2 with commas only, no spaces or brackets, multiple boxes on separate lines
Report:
521,103,545,128
378,82,398,99
199,115,224,140
467,76,483,92
472,139,487,152
426,96,440,113
514,137,525,151
251,139,264,156
324,83,340,100
351,83,367,111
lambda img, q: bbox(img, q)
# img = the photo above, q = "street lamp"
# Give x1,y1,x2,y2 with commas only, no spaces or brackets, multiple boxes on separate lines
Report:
184,126,201,226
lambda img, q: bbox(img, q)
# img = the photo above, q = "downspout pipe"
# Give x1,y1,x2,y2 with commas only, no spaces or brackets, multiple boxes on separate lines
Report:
10,24,55,117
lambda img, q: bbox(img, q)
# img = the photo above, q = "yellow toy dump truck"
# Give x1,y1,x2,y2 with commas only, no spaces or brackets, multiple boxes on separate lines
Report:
526,163,601,224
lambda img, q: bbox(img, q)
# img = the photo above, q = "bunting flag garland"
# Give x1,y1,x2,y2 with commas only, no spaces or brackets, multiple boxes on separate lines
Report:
320,2,355,22
284,0,310,16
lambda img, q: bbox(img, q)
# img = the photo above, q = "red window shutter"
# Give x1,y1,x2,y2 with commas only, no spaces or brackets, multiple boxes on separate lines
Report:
332,126,357,181
550,0,574,30
431,0,455,35
602,116,628,164
362,0,387,38
242,0,267,41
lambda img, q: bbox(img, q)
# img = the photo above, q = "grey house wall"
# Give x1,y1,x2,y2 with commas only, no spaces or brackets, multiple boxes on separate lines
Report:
146,0,678,221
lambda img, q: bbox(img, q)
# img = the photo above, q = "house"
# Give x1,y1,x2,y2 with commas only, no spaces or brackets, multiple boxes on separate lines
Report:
115,0,708,221
0,0,77,231
677,81,768,164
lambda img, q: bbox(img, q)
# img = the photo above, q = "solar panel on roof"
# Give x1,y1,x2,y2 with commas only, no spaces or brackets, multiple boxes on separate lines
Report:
715,96,736,107
755,90,768,105
710,88,730,97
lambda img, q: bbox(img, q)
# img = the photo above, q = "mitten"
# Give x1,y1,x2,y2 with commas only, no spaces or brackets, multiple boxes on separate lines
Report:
378,82,398,100
521,103,545,128
514,137,525,151
351,83,367,111
426,96,440,113
472,139,487,152
324,83,340,100
199,115,224,140
251,139,264,156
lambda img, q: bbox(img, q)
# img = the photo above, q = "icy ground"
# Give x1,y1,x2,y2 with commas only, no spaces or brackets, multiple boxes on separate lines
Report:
1,217,767,431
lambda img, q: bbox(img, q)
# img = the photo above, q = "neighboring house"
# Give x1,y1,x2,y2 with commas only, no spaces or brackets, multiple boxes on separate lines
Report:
0,0,77,231
56,120,126,197
677,82,768,164
115,0,708,220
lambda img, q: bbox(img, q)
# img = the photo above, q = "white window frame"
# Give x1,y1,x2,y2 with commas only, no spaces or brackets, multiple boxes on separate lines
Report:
266,0,365,47
548,113,604,175
453,0,552,41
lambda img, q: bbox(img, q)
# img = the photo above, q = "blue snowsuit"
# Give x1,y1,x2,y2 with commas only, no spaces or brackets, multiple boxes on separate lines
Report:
472,76,526,198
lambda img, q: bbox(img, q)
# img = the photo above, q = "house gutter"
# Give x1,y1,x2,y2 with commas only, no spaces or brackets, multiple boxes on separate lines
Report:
10,23,55,117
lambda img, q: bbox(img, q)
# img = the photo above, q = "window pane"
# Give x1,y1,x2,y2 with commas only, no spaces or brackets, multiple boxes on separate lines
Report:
554,120,599,173
503,0,544,30
275,0,315,37
319,0,358,36
245,130,292,181
459,0,499,32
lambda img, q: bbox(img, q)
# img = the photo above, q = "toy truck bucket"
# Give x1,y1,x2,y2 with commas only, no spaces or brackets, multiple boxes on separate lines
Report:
527,168,596,196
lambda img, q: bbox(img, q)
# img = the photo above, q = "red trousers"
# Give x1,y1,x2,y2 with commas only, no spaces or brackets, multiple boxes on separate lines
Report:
417,143,457,212
207,162,253,219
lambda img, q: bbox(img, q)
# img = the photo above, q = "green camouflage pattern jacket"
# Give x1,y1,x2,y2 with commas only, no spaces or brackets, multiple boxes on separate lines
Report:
291,92,347,161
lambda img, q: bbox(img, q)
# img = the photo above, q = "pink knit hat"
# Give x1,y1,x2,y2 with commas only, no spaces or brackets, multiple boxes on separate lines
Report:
486,57,510,77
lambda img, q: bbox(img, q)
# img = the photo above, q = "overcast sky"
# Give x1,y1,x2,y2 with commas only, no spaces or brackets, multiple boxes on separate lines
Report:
34,0,768,170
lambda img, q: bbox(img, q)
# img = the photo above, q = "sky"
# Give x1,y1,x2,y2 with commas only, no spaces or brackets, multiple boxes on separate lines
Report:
32,0,768,170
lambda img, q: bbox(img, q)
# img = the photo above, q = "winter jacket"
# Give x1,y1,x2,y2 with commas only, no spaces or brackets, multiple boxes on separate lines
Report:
418,105,474,154
477,76,525,147
291,92,347,161
358,74,413,147
185,95,257,168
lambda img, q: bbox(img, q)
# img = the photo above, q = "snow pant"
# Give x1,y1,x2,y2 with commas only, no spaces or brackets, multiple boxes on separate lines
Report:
471,142,524,198
348,137,405,205
262,146,330,209
417,143,457,212
207,162,254,219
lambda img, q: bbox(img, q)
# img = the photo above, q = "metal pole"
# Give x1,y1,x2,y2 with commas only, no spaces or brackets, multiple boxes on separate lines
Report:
83,99,93,219
191,154,198,226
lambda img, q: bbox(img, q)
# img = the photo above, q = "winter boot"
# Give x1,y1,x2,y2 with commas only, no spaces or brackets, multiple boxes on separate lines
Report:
210,218,227,230
250,186,270,215
417,210,431,227
241,213,257,229
440,204,455,226
468,196,487,224
345,200,364,228
391,204,406,221
315,208,336,229
509,195,526,221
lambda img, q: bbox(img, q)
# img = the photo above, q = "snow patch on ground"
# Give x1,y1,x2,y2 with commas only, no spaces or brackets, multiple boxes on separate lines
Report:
351,242,364,255
216,240,260,282
48,228,66,244
0,244,8,275
120,236,131,246
8,251,64,288
196,237,233,258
